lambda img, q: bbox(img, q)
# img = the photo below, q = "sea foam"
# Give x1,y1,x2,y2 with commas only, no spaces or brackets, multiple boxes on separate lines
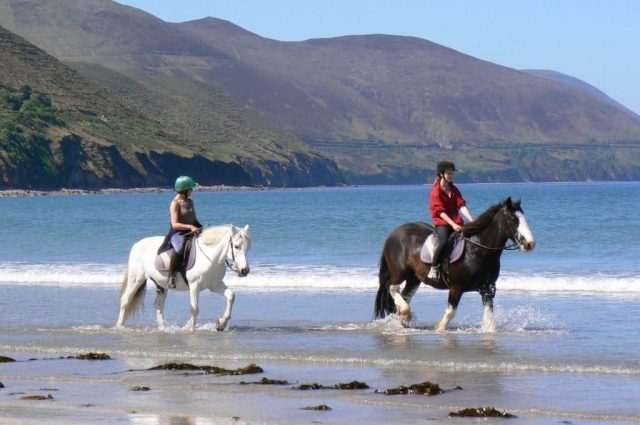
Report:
1,262,639,296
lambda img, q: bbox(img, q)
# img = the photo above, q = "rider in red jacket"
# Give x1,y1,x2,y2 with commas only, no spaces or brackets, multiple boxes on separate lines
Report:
428,161,473,280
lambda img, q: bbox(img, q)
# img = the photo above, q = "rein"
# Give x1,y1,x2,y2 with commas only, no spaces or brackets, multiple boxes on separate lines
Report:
461,211,521,251
462,236,519,251
225,236,236,271
195,232,237,271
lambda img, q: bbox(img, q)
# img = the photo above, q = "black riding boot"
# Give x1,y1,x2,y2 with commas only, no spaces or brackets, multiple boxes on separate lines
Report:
167,250,181,288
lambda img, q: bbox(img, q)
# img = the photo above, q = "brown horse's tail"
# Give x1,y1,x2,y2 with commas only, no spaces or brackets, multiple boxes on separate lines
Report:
374,252,396,319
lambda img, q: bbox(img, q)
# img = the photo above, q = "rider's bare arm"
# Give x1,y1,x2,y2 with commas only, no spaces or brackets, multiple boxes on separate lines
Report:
439,212,462,232
460,206,473,223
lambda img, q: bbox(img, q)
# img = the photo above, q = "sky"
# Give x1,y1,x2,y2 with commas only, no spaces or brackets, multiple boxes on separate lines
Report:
117,0,640,115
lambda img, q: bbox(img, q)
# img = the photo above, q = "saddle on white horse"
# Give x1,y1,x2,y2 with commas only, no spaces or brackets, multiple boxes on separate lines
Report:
154,245,197,272
420,234,465,264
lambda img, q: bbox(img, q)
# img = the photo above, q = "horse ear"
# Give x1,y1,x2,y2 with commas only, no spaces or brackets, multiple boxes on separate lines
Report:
502,196,512,208
514,198,522,209
243,224,250,235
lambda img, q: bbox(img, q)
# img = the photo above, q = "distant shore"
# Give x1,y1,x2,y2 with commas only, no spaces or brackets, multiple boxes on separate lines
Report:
0,185,263,197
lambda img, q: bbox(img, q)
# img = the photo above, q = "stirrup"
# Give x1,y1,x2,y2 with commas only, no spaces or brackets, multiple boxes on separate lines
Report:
427,266,439,280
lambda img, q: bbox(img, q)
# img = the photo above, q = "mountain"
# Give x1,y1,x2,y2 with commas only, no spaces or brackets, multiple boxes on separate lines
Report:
2,0,640,183
0,24,342,189
522,69,640,120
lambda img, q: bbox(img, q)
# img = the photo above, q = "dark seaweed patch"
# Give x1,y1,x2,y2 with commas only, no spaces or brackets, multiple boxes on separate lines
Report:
72,353,112,360
449,407,516,418
240,377,289,385
20,394,54,400
148,362,263,375
294,380,369,390
379,381,444,396
302,404,332,411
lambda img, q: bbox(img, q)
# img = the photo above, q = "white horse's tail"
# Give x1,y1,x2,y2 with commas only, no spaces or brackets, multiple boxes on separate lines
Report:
119,264,146,323
119,265,129,299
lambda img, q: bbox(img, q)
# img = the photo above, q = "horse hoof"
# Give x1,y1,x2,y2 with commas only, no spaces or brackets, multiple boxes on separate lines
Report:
215,320,225,332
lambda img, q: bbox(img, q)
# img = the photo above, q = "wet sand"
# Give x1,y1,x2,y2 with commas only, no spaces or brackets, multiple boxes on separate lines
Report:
0,352,450,425
2,347,633,425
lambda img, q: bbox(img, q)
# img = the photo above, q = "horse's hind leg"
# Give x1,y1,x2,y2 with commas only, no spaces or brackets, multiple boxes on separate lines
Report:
211,281,234,331
401,276,421,304
435,286,462,332
390,281,412,326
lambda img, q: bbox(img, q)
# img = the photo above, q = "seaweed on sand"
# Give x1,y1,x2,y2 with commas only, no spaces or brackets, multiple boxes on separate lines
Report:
148,362,263,375
449,407,516,418
380,381,444,396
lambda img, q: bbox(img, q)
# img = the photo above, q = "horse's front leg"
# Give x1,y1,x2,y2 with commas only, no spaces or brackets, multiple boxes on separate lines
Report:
211,281,234,331
435,286,462,332
480,288,496,332
186,285,200,331
154,284,168,329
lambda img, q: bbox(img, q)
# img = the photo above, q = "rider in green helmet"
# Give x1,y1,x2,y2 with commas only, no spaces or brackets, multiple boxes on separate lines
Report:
159,176,203,288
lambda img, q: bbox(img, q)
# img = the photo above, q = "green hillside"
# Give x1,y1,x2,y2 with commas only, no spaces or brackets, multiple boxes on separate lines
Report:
0,24,343,189
2,0,640,183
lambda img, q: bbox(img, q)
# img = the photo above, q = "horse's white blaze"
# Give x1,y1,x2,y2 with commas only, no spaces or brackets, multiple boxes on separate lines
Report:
117,224,251,330
515,211,535,248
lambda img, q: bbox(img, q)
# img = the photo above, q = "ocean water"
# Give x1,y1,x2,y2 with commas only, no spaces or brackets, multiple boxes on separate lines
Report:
0,183,639,424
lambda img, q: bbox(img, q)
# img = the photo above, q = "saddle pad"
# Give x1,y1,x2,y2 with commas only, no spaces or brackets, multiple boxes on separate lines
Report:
154,245,197,272
420,234,465,264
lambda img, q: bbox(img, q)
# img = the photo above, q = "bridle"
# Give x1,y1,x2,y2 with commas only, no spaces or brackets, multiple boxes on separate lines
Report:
225,235,237,271
461,208,521,251
196,233,240,271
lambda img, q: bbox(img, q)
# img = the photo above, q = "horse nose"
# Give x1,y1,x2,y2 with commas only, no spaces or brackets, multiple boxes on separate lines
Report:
526,240,536,251
240,267,250,277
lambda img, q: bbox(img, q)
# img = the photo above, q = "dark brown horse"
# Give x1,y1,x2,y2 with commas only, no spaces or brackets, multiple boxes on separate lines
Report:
374,197,535,331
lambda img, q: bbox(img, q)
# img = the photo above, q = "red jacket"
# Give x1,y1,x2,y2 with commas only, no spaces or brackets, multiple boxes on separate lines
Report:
429,182,466,226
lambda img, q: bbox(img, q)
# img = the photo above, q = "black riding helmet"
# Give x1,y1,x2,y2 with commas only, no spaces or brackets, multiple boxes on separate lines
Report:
436,160,456,176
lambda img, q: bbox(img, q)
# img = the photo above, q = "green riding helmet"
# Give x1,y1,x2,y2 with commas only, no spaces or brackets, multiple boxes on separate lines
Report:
174,176,199,193
436,160,456,176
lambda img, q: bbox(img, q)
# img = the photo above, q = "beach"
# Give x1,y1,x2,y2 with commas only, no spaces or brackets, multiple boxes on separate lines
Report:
1,183,639,424
2,289,639,424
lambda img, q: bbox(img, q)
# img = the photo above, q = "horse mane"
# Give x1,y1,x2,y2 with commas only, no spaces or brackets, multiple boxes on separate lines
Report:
462,203,502,236
200,225,232,246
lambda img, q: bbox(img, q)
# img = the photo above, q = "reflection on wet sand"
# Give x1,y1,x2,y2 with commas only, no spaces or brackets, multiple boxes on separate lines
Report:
129,414,230,425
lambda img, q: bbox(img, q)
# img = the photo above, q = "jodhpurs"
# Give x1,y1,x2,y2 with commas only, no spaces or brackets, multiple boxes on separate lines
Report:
431,225,453,268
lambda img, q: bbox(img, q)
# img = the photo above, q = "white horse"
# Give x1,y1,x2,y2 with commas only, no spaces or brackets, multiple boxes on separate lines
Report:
116,224,251,331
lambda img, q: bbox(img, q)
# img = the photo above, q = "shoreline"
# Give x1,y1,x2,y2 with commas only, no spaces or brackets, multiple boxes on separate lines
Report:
0,185,264,197
1,180,638,197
